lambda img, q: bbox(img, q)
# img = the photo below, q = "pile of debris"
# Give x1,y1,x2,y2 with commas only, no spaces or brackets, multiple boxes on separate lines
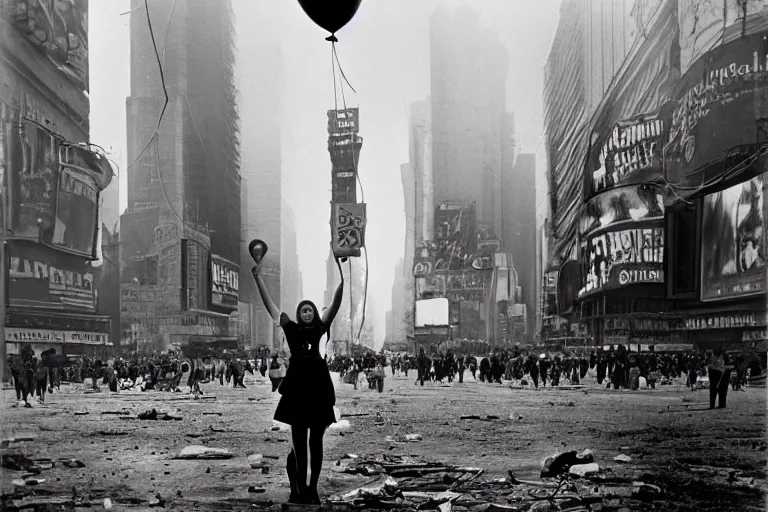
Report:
326,450,664,511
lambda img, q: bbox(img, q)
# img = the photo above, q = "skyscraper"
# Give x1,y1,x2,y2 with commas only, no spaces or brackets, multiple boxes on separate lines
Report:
430,2,509,232
235,41,284,350
121,0,241,350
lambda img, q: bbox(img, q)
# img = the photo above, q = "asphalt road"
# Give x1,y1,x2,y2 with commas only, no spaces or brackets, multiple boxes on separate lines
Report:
1,370,766,511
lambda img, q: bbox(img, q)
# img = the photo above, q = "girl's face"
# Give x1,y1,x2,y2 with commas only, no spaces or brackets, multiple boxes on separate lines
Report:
300,305,315,324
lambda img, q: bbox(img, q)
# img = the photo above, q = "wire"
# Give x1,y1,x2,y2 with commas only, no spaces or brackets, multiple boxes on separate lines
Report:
331,41,369,343
154,137,183,223
126,0,171,187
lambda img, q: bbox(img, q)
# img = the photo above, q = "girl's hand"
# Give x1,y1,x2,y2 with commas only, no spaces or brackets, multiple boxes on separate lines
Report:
251,265,262,276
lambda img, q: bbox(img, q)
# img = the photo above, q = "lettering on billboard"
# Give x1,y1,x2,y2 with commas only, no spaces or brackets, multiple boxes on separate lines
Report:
701,174,766,301
211,255,239,309
412,260,432,278
332,203,367,258
6,328,108,345
8,243,95,310
4,0,89,87
592,117,666,193
665,32,768,182
327,108,359,134
578,227,665,298
579,184,665,237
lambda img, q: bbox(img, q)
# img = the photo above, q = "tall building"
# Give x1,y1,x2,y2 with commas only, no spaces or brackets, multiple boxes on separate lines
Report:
503,152,537,343
430,3,509,232
121,0,241,351
1,1,115,368
389,257,407,343
235,41,284,350
281,201,302,324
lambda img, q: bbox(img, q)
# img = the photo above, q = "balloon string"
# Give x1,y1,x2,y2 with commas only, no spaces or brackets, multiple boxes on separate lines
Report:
330,42,338,112
332,42,357,95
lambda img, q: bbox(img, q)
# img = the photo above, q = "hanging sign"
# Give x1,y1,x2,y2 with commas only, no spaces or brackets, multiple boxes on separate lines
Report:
210,255,239,310
332,203,367,258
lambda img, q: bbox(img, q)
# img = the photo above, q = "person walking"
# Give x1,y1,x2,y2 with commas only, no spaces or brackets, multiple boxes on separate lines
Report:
707,347,732,409
251,241,344,504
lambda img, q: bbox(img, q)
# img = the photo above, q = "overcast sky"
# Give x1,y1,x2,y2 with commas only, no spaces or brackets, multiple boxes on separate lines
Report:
89,0,560,344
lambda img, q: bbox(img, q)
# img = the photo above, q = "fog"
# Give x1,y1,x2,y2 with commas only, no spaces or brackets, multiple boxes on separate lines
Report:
89,0,560,345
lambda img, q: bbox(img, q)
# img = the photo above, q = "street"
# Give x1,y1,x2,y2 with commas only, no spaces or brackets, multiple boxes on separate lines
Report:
2,371,766,511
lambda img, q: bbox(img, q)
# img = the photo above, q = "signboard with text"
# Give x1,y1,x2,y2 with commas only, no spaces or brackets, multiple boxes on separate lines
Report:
578,226,665,298
664,31,768,183
6,328,108,345
8,241,96,311
700,173,766,301
211,255,239,310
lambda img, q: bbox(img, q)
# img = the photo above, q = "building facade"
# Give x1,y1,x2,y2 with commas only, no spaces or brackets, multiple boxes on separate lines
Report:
0,1,116,368
120,0,241,353
544,0,768,352
237,42,284,352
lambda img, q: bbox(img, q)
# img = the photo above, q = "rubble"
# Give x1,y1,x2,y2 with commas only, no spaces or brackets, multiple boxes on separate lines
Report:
172,445,233,460
323,452,666,511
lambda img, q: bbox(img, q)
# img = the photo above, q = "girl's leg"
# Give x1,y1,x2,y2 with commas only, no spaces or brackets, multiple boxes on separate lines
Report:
286,449,300,501
307,426,327,503
290,427,309,497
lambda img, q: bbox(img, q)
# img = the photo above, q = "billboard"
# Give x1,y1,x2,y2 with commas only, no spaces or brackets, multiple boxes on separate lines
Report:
701,173,766,301
6,119,60,241
434,202,476,271
415,298,449,327
578,227,665,298
181,239,209,311
589,116,667,194
579,184,665,237
211,255,239,310
51,166,98,257
664,31,768,183
332,203,367,258
8,241,96,311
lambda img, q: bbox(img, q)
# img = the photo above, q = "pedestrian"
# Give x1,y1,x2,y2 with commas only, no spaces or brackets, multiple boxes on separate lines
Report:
707,348,732,409
251,243,344,504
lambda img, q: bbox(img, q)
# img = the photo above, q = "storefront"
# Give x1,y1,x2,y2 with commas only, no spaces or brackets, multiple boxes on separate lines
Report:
5,309,112,357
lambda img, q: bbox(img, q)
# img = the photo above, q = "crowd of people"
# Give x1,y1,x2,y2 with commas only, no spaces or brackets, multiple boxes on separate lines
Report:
5,347,263,406
324,346,766,398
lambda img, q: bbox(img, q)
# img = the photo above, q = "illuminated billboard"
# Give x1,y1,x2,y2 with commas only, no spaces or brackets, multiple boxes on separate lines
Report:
415,298,449,327
700,173,766,301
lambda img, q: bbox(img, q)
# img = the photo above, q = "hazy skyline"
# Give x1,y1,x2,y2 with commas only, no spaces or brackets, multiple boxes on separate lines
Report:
89,0,559,344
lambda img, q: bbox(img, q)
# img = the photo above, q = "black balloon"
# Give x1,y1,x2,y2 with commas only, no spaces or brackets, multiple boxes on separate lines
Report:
249,239,268,265
296,0,362,35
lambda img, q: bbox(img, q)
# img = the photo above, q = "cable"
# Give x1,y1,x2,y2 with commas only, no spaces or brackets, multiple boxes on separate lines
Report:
154,137,183,223
126,0,171,186
331,42,369,343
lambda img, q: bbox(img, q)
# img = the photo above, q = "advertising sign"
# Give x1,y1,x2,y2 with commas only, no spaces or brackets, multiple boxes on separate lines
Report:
327,108,359,134
328,133,363,169
590,116,666,194
182,239,209,311
579,184,665,237
8,242,96,311
6,119,60,241
211,255,239,309
665,32,768,183
434,202,476,271
701,174,766,301
415,298,449,327
6,328,108,345
332,203,367,258
4,0,89,87
51,166,98,257
412,257,433,278
332,167,357,204
578,227,665,298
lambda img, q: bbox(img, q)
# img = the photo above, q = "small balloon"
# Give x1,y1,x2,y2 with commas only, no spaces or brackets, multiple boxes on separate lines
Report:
249,239,268,265
296,0,362,36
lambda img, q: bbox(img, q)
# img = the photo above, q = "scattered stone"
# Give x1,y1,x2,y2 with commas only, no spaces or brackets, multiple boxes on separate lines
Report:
248,486,266,493
103,498,113,509
173,445,233,460
405,434,422,442
613,454,632,463
569,463,600,478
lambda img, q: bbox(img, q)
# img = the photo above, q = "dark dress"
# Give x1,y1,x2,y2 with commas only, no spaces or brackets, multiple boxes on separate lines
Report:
273,313,337,428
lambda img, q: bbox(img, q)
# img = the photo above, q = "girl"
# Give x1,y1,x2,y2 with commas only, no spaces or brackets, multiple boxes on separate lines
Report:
251,241,344,504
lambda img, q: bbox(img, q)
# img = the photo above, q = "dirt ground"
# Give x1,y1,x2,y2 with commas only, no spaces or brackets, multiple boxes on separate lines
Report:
1,370,766,511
